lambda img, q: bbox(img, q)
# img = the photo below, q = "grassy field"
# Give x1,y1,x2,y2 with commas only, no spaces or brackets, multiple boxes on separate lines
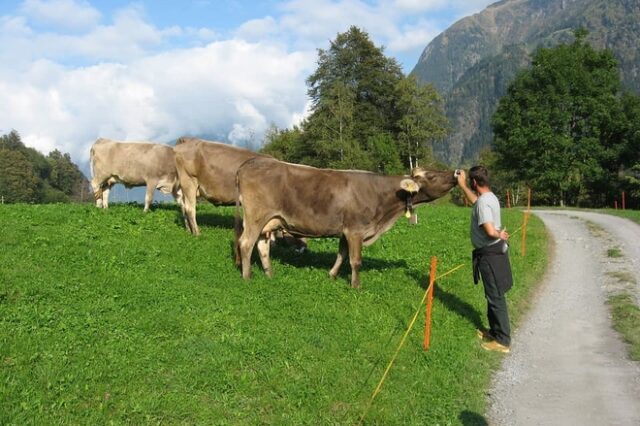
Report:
597,208,640,225
0,202,546,425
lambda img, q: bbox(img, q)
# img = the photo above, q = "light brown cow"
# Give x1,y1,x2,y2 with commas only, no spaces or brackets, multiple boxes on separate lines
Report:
90,138,181,212
174,137,271,236
236,157,458,288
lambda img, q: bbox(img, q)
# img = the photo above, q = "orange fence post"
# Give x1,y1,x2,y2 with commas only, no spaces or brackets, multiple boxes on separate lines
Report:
423,256,438,351
622,191,626,210
527,188,532,211
520,212,529,256
615,200,618,209
506,189,511,209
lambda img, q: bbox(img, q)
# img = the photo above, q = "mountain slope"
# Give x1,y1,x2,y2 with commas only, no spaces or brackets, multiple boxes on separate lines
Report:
412,0,640,165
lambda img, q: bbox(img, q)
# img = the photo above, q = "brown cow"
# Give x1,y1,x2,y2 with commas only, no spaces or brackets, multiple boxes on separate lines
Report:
236,157,458,288
174,137,270,236
90,138,181,212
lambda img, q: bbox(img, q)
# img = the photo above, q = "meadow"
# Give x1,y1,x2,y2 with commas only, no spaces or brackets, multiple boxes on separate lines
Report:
0,202,546,425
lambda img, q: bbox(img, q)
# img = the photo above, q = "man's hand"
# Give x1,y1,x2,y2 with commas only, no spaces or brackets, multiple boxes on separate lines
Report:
499,228,509,241
457,169,467,187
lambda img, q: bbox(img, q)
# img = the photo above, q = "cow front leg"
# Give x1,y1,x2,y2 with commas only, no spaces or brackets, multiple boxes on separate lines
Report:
173,187,183,208
256,235,273,278
329,235,348,279
346,234,363,289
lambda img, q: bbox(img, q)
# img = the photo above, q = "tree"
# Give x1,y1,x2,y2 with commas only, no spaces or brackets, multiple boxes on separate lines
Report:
307,26,404,143
395,75,448,169
0,130,89,203
492,29,629,206
262,26,449,174
0,148,39,203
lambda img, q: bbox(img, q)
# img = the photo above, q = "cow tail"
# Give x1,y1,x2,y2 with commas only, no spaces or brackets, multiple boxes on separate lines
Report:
233,173,243,266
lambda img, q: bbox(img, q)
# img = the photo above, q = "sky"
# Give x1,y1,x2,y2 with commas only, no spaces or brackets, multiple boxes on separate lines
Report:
0,0,496,168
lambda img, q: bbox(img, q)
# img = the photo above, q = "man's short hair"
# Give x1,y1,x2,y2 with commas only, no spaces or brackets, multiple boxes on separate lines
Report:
469,165,490,187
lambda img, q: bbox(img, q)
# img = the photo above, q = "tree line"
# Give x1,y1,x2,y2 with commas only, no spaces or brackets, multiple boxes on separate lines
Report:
0,130,89,204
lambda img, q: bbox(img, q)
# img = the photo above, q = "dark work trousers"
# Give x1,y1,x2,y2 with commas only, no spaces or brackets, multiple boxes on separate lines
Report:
478,257,511,346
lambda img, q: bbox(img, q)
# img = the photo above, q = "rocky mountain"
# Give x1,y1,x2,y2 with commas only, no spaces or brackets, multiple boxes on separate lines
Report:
411,0,640,165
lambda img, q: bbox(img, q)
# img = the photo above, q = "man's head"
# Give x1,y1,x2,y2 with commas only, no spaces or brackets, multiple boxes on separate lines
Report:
469,165,490,191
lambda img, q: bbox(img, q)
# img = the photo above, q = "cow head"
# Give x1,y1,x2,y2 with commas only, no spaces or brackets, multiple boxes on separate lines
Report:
400,167,458,202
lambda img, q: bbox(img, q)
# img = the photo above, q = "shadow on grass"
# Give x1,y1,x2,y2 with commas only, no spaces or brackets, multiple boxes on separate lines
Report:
459,410,488,426
171,209,237,230
409,270,484,331
269,244,408,279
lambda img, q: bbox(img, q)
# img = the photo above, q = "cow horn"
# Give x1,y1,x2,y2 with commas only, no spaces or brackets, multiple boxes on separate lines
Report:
411,167,426,178
400,179,420,193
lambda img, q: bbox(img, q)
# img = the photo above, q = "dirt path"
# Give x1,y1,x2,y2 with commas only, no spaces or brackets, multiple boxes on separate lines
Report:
488,210,640,425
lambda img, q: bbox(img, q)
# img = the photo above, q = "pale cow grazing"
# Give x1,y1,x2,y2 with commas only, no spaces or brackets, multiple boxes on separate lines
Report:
236,157,458,288
173,137,270,236
90,138,181,212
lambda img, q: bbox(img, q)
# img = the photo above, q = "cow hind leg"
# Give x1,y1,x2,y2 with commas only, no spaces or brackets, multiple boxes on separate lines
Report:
143,181,157,212
346,234,363,289
329,235,348,279
144,180,158,212
91,179,103,208
181,179,199,235
239,223,262,280
256,235,273,278
102,186,111,209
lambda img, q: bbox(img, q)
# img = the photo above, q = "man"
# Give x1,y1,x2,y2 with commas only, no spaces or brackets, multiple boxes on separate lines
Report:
458,166,513,353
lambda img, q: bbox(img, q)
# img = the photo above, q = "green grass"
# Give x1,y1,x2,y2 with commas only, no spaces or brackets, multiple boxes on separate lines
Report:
607,247,624,258
593,208,640,225
607,294,640,361
0,202,546,425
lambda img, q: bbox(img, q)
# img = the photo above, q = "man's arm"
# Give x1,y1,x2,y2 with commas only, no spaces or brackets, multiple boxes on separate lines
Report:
482,222,509,241
457,170,478,204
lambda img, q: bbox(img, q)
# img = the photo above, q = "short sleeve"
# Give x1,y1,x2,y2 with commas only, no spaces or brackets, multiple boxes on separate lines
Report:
477,198,494,226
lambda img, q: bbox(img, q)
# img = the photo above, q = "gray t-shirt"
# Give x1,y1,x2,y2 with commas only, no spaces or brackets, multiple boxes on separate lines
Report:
471,191,502,249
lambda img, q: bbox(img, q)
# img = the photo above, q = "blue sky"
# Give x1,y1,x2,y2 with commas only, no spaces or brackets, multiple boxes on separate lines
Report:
0,0,495,166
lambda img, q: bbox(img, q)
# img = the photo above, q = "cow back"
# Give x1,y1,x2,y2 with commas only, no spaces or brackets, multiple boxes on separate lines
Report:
91,138,177,186
174,137,268,205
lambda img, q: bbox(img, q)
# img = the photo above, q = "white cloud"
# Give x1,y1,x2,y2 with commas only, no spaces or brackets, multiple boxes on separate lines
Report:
21,0,101,31
0,38,314,165
235,16,278,40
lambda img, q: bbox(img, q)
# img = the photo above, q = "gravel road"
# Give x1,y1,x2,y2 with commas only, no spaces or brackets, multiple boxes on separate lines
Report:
487,210,640,425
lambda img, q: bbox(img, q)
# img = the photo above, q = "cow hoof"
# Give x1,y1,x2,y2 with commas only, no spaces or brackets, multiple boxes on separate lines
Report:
328,272,337,280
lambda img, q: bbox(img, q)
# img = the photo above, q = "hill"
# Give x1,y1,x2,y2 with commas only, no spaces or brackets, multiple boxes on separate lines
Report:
411,0,640,165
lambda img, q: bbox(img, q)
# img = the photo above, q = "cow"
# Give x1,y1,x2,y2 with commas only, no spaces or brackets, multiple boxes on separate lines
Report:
236,157,459,288
174,137,270,236
90,138,181,212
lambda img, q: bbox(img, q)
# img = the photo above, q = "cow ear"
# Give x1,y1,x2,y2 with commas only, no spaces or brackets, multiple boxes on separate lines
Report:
400,178,420,193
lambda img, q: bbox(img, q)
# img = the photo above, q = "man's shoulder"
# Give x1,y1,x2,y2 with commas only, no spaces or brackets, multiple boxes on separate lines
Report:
478,192,498,205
